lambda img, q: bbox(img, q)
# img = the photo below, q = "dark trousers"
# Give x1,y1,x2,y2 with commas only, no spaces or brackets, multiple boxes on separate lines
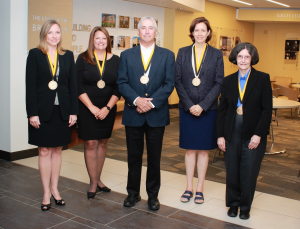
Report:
224,114,266,213
125,122,165,198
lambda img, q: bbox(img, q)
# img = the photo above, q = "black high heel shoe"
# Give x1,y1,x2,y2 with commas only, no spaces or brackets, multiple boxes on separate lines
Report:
97,185,111,193
52,196,65,205
41,202,51,211
87,191,96,199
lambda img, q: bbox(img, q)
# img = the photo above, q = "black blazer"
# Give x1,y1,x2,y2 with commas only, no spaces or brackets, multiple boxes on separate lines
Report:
216,68,272,141
175,44,224,112
26,48,78,121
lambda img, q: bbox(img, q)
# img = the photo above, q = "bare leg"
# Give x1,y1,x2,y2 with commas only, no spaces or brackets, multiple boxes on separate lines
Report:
195,150,209,203
38,147,52,205
181,150,196,202
50,146,64,202
96,139,108,188
84,140,99,192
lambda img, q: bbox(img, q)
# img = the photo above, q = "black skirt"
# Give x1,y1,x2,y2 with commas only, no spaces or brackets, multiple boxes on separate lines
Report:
28,106,72,147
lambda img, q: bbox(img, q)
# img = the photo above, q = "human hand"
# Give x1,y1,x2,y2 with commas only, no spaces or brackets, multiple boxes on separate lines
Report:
136,97,153,113
29,116,40,129
97,107,110,120
69,115,77,127
136,107,144,113
248,135,261,150
189,105,203,116
89,105,101,119
217,137,226,152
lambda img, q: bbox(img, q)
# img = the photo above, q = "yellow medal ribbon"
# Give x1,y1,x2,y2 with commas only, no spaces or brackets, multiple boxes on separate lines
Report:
194,43,207,72
47,50,58,76
94,51,107,76
141,46,155,72
238,69,251,102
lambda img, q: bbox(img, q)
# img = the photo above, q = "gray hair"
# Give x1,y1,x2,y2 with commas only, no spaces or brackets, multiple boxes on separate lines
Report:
137,16,157,30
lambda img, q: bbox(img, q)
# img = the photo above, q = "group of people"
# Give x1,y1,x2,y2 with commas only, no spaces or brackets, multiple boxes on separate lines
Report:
26,16,272,220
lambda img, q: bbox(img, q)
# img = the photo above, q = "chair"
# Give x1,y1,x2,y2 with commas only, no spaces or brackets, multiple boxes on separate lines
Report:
273,76,292,88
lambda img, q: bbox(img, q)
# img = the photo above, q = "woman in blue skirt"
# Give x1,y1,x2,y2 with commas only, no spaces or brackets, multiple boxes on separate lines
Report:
175,17,224,203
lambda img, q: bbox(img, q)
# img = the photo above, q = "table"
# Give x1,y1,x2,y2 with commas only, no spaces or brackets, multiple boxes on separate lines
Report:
266,98,300,154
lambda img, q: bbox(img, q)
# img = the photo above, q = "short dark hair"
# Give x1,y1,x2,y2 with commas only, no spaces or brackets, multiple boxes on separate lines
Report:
229,42,259,65
189,17,212,43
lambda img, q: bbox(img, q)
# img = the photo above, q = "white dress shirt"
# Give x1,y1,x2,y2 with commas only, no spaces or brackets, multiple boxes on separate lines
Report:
133,42,155,108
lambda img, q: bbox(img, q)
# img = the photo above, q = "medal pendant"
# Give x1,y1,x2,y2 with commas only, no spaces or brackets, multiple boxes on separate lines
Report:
48,80,58,90
236,106,243,115
140,75,149,84
192,78,201,86
97,80,105,89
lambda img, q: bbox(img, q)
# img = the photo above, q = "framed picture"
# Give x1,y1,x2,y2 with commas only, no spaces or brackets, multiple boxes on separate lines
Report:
119,16,130,29
118,36,130,49
219,36,234,56
134,17,141,29
132,36,140,48
110,36,114,48
102,13,116,28
285,40,299,52
235,37,241,46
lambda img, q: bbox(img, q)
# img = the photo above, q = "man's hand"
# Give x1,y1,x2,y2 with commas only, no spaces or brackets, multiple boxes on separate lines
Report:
136,97,153,113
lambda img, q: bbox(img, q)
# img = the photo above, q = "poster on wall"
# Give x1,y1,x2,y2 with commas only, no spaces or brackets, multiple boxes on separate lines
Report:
110,36,114,48
134,17,141,29
219,36,233,56
118,36,130,49
285,40,299,60
119,16,130,29
102,13,116,28
132,36,140,48
28,0,73,51
235,37,241,46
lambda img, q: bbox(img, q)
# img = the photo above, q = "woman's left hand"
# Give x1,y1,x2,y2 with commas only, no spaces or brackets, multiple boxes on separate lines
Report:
190,105,203,116
69,115,77,127
248,135,261,150
97,107,110,120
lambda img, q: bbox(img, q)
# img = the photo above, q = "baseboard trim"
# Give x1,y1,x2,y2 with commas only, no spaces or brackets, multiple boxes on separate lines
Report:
0,145,69,161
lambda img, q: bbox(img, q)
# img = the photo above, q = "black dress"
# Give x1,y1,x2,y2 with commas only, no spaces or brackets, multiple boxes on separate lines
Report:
76,54,120,140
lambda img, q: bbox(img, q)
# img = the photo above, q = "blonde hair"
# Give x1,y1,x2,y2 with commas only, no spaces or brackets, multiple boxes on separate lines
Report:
38,20,65,55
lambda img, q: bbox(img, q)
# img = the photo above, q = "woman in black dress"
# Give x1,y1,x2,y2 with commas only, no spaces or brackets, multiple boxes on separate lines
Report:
76,27,120,199
26,20,78,211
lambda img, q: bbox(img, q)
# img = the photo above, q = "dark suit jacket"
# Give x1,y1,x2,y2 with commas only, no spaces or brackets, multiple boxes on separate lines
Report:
26,48,78,121
216,68,272,141
175,44,224,112
117,45,175,127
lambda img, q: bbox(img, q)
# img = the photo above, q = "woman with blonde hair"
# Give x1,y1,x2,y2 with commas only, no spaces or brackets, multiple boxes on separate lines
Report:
76,26,120,199
26,20,78,211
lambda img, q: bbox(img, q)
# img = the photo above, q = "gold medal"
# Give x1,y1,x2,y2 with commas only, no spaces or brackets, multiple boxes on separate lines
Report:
48,80,58,90
192,78,201,87
140,75,149,84
236,106,243,115
97,79,105,89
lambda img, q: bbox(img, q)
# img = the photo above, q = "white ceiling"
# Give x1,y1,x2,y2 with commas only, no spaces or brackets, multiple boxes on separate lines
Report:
207,0,300,9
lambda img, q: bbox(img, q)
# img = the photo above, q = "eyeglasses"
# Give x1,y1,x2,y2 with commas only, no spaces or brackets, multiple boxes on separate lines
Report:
237,55,251,61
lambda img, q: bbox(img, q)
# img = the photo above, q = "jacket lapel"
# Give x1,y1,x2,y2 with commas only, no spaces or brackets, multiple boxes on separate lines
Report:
147,45,163,88
199,44,212,78
187,44,194,78
242,68,259,104
131,45,145,81
230,72,239,106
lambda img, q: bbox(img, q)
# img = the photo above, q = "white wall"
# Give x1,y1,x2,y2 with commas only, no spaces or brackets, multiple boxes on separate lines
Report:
72,0,165,58
0,0,11,152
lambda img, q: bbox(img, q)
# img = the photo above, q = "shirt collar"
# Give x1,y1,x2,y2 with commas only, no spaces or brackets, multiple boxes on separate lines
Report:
140,42,155,52
239,68,251,80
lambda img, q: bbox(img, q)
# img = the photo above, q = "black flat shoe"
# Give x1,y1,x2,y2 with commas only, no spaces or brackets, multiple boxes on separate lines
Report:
123,194,141,207
148,197,160,211
239,211,250,220
97,185,111,193
87,191,96,199
41,203,51,211
52,196,65,205
227,206,238,217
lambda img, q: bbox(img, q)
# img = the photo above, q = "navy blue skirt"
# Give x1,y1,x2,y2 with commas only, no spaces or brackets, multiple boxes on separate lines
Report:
179,108,218,150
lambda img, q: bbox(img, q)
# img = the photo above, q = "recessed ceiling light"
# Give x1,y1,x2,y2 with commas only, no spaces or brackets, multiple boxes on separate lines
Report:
232,0,252,5
162,2,168,4
178,7,184,10
266,0,290,7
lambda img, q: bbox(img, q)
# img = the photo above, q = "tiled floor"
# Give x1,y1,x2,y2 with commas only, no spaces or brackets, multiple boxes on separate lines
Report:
5,149,299,229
